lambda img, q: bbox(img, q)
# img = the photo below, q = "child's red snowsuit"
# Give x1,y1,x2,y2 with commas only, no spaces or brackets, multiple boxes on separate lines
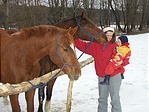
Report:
105,42,131,75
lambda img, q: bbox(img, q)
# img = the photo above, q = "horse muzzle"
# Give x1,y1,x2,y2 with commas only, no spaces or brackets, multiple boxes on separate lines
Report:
74,74,81,80
68,73,81,81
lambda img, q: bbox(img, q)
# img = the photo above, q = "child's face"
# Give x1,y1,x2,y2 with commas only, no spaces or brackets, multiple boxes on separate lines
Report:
116,38,122,46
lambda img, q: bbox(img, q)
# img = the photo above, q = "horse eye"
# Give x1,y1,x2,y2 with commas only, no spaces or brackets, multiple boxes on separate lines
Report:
63,48,69,52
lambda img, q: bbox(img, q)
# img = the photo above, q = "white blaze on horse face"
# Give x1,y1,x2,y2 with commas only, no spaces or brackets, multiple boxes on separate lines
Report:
70,43,75,51
70,43,77,56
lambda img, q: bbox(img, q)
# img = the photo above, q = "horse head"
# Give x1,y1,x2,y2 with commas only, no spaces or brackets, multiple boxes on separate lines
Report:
34,26,81,81
55,10,107,44
49,26,81,81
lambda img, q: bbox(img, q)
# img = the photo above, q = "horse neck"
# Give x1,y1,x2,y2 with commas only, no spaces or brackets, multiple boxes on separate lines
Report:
33,37,54,65
55,18,78,40
56,17,77,27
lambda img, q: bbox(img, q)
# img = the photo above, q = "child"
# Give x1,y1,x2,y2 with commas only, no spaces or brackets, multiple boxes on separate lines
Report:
100,35,131,85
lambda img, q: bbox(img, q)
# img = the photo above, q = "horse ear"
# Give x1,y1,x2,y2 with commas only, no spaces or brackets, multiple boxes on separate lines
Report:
80,10,85,18
67,26,78,36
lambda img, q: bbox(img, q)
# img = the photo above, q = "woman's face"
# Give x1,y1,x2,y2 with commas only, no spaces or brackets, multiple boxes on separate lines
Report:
105,31,114,41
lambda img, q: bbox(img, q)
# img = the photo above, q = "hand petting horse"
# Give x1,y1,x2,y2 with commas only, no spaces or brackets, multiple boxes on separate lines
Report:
0,25,81,112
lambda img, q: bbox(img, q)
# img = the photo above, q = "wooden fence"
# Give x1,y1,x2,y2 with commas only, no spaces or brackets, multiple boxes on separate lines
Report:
0,57,94,112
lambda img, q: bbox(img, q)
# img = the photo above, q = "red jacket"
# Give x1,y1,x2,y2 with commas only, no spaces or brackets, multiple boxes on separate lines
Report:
75,39,121,78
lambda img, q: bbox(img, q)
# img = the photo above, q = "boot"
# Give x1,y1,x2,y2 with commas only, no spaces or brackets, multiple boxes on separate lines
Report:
100,75,110,85
121,74,124,79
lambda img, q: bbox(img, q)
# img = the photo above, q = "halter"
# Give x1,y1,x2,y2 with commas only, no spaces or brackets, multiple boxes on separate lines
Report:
56,32,81,69
27,32,80,93
75,17,103,59
75,17,103,39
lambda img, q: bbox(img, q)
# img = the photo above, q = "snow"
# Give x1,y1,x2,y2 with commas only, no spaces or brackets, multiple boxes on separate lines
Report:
0,33,149,112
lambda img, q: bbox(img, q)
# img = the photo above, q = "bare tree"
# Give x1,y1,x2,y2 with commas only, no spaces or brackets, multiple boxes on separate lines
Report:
1,0,9,29
108,0,124,32
138,0,149,30
146,0,149,28
108,0,141,33
0,0,148,32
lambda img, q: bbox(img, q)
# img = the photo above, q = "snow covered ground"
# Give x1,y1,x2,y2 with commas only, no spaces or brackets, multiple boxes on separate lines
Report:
0,33,149,112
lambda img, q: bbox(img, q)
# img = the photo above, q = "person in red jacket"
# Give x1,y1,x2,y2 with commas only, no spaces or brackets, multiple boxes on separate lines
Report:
75,27,123,112
100,35,131,85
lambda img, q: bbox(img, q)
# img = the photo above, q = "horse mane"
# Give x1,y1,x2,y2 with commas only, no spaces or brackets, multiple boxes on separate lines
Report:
61,17,75,24
14,25,59,39
55,17,77,28
55,15,96,29
6,29,18,34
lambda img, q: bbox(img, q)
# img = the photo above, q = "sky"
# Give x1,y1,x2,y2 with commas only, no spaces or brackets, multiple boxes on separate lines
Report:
0,33,149,112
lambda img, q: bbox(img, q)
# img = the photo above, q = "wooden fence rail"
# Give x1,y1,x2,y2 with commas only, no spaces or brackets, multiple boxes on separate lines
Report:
0,57,94,97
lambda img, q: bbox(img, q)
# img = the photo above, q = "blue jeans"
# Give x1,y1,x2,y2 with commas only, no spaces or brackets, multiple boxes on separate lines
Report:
98,73,122,112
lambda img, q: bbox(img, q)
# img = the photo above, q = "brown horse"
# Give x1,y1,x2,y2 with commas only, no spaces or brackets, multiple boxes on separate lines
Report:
37,11,106,112
0,25,81,112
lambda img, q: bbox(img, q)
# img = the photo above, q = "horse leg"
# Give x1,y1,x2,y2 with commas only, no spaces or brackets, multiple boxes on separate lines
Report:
9,94,21,112
44,78,57,112
25,89,36,112
38,87,45,112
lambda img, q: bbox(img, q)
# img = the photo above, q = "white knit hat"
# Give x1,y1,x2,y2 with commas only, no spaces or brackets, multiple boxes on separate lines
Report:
103,27,114,33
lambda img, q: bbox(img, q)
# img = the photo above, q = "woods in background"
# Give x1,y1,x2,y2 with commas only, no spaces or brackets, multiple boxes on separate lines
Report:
0,0,149,33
